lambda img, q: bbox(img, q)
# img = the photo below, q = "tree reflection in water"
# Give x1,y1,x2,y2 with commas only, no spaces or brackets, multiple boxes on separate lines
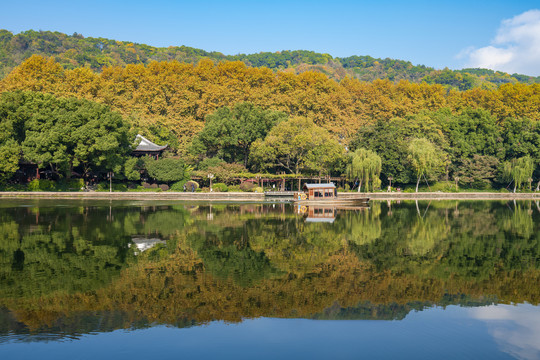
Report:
0,199,538,340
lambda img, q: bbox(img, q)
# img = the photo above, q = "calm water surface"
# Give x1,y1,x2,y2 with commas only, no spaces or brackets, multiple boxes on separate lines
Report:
0,199,539,359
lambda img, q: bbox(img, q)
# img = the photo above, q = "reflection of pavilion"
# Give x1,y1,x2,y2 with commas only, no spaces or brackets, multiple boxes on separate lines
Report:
130,237,166,254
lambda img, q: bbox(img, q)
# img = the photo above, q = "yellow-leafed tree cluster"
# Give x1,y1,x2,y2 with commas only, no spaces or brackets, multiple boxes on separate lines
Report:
1,55,539,155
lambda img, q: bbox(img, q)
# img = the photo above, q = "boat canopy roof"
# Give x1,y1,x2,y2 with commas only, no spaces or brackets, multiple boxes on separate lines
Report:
303,183,336,189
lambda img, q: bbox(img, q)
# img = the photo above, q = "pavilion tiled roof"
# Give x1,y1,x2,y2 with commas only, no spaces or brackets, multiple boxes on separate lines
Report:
134,134,168,152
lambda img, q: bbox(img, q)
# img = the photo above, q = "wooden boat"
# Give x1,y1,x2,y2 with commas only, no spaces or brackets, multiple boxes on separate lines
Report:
293,183,369,205
294,198,369,206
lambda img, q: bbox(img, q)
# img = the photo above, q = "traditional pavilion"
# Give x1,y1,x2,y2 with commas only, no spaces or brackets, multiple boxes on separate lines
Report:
132,134,168,159
302,183,337,200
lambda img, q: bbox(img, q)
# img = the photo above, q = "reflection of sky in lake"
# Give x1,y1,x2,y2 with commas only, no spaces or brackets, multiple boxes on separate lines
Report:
470,304,540,360
1,306,522,360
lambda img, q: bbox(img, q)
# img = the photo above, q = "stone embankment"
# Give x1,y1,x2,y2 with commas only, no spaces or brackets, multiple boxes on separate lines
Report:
343,192,540,200
0,191,265,201
0,191,538,201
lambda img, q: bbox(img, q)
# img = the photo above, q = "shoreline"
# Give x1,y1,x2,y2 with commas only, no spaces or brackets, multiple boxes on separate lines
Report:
359,192,540,201
0,191,265,201
0,191,539,201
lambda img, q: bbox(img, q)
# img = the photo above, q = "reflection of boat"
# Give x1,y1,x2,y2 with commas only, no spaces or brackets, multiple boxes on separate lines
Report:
304,206,336,223
298,204,369,223
293,183,369,205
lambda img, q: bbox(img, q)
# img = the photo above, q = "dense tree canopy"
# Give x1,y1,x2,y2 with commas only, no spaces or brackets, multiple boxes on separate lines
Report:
0,91,132,180
191,102,286,167
0,54,539,189
351,108,539,189
0,139,20,180
2,56,540,157
250,117,346,175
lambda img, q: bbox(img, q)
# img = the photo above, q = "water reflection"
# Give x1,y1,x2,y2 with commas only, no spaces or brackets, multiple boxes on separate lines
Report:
471,304,540,360
0,199,538,343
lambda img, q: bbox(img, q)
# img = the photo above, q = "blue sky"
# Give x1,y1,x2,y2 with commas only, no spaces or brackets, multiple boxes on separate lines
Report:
2,0,540,75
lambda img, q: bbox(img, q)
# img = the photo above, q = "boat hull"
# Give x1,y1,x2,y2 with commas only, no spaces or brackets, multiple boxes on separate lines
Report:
293,198,369,206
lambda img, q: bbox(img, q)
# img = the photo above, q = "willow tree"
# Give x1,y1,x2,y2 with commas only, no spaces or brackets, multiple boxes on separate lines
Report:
503,156,535,193
407,138,443,192
346,148,382,192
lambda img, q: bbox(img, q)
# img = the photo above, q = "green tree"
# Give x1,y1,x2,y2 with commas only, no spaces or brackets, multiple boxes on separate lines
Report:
0,139,20,181
1,91,132,180
456,155,500,189
434,108,504,179
123,157,144,181
422,68,476,91
250,117,346,175
71,102,133,179
351,115,447,185
502,155,535,192
205,163,248,185
407,138,444,192
0,91,33,180
191,102,287,167
346,148,382,192
144,157,191,183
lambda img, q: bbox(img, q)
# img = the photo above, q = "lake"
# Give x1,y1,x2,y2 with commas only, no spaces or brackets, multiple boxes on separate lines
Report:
0,199,539,359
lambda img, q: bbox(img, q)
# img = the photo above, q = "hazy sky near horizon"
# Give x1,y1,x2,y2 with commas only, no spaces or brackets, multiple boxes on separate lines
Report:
2,0,540,76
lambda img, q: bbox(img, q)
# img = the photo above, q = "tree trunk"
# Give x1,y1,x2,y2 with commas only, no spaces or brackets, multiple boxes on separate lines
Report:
83,164,91,187
416,175,421,193
244,147,249,168
513,183,517,193
357,179,363,192
67,160,73,180
536,180,540,192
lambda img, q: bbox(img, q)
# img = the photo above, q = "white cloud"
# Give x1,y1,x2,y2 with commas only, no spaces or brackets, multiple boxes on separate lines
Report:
461,9,540,76
470,304,540,360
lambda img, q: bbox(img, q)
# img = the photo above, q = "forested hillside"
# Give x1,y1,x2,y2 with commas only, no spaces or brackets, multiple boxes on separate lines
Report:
1,29,539,89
